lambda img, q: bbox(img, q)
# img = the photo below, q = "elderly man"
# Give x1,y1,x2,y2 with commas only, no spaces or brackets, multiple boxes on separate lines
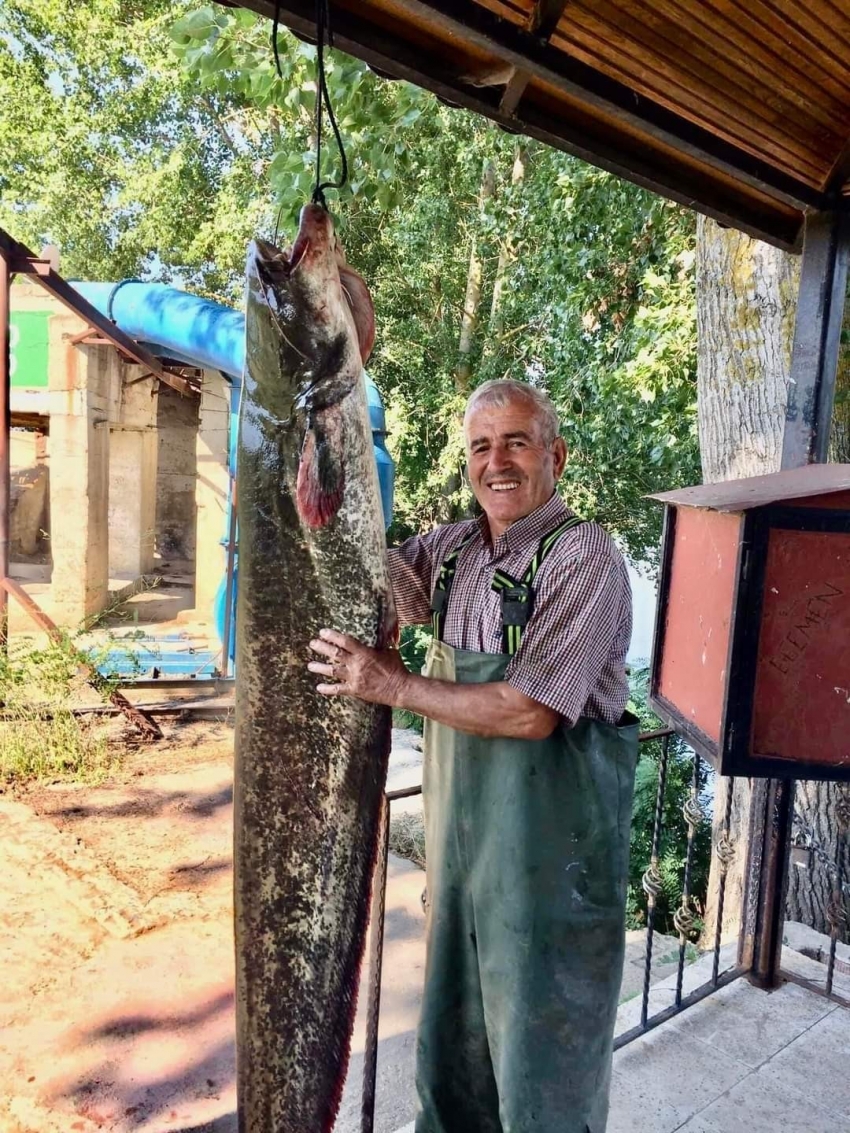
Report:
309,379,637,1133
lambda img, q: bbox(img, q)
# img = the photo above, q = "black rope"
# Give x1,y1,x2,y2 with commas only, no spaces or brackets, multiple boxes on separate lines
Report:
272,1,284,82
312,0,348,209
271,0,349,211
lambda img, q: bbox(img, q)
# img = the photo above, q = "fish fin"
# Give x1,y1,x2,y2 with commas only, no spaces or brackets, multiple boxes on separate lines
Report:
296,405,345,527
338,261,375,364
377,600,399,650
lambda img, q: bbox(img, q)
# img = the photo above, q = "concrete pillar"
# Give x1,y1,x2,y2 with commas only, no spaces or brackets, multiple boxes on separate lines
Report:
155,385,200,563
193,370,231,622
48,318,112,626
108,373,159,578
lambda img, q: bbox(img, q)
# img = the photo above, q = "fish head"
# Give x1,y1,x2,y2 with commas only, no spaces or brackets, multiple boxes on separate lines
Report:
245,206,377,527
247,205,374,418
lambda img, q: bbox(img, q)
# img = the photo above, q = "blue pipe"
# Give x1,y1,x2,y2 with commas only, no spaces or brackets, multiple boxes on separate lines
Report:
72,281,245,379
70,279,393,521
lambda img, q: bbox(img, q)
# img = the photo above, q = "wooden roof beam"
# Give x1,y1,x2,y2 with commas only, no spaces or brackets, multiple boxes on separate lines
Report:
373,0,832,214
498,0,571,116
0,230,197,398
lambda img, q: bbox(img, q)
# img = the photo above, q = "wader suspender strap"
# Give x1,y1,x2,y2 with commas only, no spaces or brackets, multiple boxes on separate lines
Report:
491,516,584,655
430,531,477,642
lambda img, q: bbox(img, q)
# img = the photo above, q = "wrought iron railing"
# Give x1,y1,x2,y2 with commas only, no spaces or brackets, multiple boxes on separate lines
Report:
614,730,743,1048
360,726,746,1131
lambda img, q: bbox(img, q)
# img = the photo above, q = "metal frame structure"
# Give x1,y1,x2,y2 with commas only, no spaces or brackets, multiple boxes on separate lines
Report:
743,211,850,990
0,226,201,695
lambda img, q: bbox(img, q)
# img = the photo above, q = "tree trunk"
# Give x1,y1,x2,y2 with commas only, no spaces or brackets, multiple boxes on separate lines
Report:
695,216,799,948
488,144,527,340
785,780,850,942
455,159,496,393
437,159,498,522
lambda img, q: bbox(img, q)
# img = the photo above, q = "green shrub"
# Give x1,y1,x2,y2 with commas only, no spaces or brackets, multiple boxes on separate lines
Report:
392,624,433,734
0,635,127,783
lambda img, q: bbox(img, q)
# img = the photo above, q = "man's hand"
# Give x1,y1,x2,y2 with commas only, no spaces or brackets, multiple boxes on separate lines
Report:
307,627,559,739
308,627,409,705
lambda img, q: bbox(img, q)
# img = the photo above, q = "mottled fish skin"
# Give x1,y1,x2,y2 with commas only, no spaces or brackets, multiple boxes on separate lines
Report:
235,206,394,1133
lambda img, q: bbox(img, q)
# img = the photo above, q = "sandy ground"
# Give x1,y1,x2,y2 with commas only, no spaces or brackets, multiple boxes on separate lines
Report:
0,719,427,1133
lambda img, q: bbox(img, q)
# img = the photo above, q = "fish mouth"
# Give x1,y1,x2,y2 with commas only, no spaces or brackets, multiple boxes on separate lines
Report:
255,206,334,279
254,235,311,278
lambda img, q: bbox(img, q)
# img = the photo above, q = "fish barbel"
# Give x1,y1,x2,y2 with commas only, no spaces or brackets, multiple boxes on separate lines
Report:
235,203,394,1132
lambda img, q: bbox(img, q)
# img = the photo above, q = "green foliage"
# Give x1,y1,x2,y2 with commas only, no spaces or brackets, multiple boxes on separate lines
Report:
626,668,713,935
392,624,432,733
0,636,120,782
1,0,700,562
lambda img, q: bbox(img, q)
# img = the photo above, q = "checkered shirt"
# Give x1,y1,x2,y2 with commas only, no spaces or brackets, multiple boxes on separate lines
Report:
389,493,632,727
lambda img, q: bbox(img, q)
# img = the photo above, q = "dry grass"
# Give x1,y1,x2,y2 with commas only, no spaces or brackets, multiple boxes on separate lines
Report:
389,810,426,869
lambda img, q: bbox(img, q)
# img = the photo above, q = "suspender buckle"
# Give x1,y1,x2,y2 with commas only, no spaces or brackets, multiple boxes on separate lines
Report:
500,586,532,627
430,587,448,616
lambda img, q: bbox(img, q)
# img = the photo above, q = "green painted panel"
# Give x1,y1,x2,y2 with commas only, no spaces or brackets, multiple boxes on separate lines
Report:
10,311,50,388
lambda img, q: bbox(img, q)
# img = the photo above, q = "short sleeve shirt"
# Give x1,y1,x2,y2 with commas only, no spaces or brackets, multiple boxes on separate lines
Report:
388,494,632,727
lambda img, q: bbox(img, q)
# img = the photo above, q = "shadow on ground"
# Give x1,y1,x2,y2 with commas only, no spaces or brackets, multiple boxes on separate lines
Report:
50,784,233,823
49,976,236,1130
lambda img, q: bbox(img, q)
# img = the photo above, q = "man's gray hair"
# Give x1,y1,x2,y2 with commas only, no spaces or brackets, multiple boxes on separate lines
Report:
464,380,560,445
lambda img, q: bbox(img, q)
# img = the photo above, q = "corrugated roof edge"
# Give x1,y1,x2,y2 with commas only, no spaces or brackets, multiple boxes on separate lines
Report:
647,463,850,511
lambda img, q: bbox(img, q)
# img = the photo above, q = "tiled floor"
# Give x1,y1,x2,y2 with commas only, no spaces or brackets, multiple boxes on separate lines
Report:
609,978,849,1133
392,974,850,1133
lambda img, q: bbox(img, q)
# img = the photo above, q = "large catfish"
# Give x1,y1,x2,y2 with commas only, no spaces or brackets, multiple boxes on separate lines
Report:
235,204,395,1132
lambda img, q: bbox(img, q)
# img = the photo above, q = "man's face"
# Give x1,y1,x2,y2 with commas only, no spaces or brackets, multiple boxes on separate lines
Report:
465,398,567,537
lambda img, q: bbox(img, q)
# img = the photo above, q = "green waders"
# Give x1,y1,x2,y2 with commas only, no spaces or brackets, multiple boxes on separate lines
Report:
414,641,638,1133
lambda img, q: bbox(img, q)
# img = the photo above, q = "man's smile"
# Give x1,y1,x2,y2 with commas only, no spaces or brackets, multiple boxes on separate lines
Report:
488,480,521,492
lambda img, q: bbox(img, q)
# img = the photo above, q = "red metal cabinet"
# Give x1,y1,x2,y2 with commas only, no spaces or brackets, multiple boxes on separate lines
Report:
649,464,850,781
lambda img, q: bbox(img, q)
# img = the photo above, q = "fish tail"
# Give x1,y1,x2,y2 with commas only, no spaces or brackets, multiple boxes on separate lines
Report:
296,405,345,527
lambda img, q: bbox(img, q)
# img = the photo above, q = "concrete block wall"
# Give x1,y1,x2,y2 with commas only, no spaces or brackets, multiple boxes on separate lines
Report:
48,316,114,625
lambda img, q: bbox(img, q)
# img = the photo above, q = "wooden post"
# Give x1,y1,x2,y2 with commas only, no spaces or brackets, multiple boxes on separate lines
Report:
742,210,850,987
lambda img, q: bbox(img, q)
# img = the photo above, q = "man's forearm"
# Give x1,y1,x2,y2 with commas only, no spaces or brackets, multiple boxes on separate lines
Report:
394,672,559,740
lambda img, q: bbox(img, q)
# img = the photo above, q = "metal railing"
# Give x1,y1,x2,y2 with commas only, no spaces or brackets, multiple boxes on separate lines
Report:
360,727,745,1132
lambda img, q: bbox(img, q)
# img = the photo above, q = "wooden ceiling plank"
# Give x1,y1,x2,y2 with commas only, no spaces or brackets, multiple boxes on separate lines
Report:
551,28,833,188
530,0,572,38
369,0,828,210
234,0,804,248
599,0,850,142
757,0,850,65
687,0,850,109
698,0,850,105
826,135,850,195
559,4,840,185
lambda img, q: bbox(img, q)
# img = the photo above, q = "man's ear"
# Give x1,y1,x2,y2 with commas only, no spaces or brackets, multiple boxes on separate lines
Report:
552,436,568,479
